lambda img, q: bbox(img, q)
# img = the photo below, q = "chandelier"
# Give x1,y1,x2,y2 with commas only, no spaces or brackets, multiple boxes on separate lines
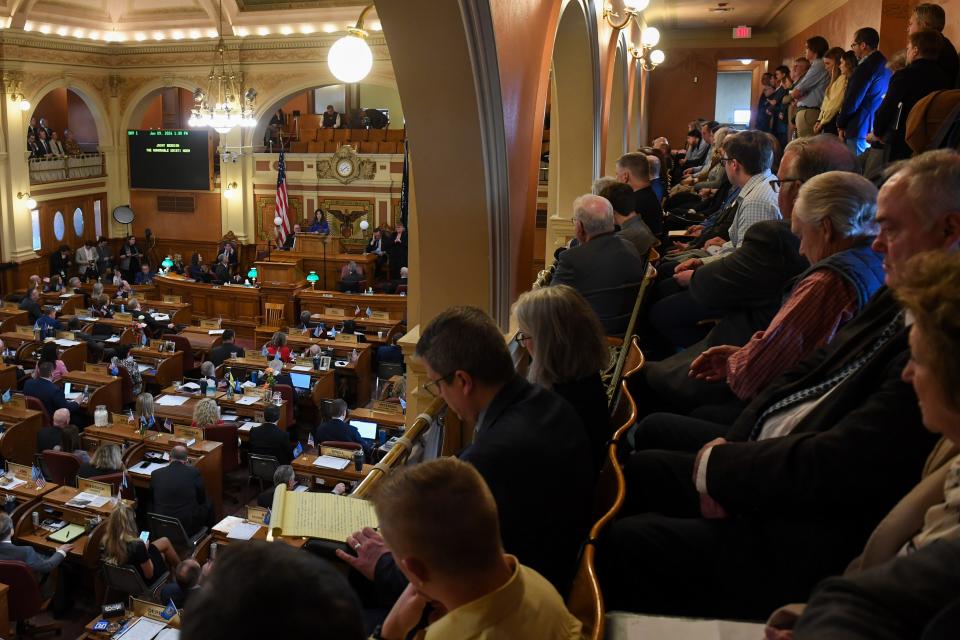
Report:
189,0,257,134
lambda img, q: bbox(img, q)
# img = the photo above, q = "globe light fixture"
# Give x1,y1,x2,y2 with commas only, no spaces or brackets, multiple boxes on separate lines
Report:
641,26,660,48
623,0,651,12
328,4,375,84
19,99,31,112
650,49,666,66
17,192,36,210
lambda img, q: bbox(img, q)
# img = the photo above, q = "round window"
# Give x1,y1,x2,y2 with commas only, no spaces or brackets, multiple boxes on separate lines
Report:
53,211,65,241
73,208,84,236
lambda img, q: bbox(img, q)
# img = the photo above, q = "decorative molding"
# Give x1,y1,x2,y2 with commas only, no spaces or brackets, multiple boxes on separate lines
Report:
316,145,377,184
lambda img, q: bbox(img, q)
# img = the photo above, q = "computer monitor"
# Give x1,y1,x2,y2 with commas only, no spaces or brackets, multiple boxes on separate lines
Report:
64,382,72,396
289,372,312,390
349,420,377,440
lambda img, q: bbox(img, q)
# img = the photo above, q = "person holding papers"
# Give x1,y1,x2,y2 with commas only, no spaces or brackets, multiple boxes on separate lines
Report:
250,405,294,465
152,446,212,536
102,504,180,584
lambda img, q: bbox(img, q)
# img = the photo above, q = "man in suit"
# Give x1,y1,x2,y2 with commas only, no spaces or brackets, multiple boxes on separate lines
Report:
37,408,70,452
382,266,408,294
249,405,293,465
615,152,664,235
127,299,176,336
24,362,80,418
49,244,72,280
0,513,72,595
35,129,53,156
550,194,646,336
257,465,297,509
159,559,203,610
598,149,960,620
314,399,367,453
19,288,42,324
213,254,231,283
870,29,951,161
909,2,959,84
337,306,593,600
600,182,657,258
207,329,244,366
387,222,408,280
151,446,211,536
364,228,388,275
837,27,893,155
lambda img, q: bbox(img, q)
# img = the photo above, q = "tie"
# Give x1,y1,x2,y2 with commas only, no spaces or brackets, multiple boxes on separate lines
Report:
749,310,905,440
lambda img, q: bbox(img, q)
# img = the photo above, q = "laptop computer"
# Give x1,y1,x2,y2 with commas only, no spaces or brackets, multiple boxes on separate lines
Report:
349,419,378,441
289,372,312,390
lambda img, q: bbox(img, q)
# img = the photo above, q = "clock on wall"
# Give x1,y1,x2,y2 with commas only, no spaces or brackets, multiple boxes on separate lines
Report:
317,144,377,184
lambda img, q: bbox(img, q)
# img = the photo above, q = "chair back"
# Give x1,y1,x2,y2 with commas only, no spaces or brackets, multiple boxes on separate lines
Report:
24,395,51,428
579,280,645,339
147,512,199,557
0,560,44,622
264,303,284,328
101,562,155,600
41,450,80,485
89,472,135,500
248,454,279,484
273,383,295,426
167,334,194,372
204,424,240,474
320,440,361,451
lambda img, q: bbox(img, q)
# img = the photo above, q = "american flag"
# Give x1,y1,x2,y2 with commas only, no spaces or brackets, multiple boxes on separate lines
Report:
275,150,291,245
31,464,45,489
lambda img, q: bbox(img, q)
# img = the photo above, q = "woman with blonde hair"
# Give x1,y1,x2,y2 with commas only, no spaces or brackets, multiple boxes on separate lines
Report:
78,443,123,478
135,392,156,431
814,47,848,135
191,397,221,430
102,504,180,582
512,285,610,464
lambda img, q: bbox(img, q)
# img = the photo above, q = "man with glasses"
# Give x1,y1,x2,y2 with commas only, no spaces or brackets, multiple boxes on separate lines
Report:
336,306,592,601
838,27,892,156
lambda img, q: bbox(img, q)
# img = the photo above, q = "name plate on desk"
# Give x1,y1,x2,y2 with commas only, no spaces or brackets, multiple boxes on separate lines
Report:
334,333,358,344
85,363,110,376
163,295,182,303
246,506,269,525
173,425,203,444
130,597,181,627
1,302,18,310
14,325,35,336
319,446,356,460
6,395,25,410
370,311,390,320
6,462,32,480
372,401,404,414
324,307,345,317
199,318,222,328
56,331,74,339
77,478,112,497
246,353,268,363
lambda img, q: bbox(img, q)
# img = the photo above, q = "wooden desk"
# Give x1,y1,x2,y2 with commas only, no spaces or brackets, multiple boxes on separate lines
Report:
0,583,8,639
16,338,88,373
125,438,224,520
152,275,261,340
349,407,405,432
178,327,223,360
0,400,46,465
0,308,28,334
129,348,184,388
155,386,291,431
0,473,57,524
277,249,377,291
112,297,191,325
210,514,306,548
0,364,18,394
41,292,84,316
292,453,372,491
255,259,303,284
297,289,407,322
79,283,156,299
57,370,122,415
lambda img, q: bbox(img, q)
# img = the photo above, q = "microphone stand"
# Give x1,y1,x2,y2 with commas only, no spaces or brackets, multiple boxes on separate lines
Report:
321,235,328,290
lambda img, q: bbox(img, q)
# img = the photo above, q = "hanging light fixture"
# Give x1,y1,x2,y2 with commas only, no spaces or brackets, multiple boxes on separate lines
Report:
328,4,374,83
189,0,257,134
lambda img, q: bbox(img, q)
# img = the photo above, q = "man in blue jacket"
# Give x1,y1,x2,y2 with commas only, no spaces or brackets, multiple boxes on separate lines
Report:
837,27,892,156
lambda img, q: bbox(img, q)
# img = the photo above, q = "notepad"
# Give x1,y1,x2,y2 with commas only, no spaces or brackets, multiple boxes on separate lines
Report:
238,422,260,432
220,414,239,422
226,521,261,540
291,365,311,372
155,395,188,406
213,515,245,534
179,382,200,392
78,316,98,322
65,392,82,401
129,461,168,476
207,329,225,335
53,338,81,347
269,487,377,542
47,523,86,544
235,395,259,406
313,455,350,470
0,476,26,490
113,615,168,640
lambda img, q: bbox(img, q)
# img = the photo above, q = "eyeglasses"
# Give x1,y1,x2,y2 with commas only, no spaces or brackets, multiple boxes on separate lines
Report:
423,371,455,398
516,331,532,344
769,177,803,193
850,41,863,47
720,156,734,165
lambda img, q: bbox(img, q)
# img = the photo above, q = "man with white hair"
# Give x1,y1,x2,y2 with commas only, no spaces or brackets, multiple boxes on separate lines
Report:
551,194,646,336
0,512,73,598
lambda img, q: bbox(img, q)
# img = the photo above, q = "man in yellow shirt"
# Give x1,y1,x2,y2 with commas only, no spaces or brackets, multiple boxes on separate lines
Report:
371,457,584,640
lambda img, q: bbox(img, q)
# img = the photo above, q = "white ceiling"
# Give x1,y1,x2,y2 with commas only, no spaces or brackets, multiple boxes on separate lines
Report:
644,0,797,30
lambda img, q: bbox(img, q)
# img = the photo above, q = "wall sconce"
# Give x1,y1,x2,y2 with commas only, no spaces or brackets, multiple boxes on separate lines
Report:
602,1,650,30
11,92,30,111
17,192,37,210
605,3,664,71
223,181,238,197
631,45,665,71
328,4,374,83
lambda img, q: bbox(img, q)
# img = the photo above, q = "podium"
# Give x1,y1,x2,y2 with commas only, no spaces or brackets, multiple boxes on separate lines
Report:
255,259,304,284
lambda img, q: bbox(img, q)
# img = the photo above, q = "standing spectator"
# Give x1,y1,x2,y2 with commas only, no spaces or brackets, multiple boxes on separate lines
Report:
95,236,112,276
768,65,792,151
321,104,341,129
791,36,831,137
75,240,99,281
838,27,893,156
754,72,776,132
909,2,959,84
387,221,408,280
815,47,850,135
119,235,142,283
49,244,72,280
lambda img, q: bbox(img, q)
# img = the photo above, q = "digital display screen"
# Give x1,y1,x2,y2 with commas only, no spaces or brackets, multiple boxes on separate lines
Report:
127,129,211,190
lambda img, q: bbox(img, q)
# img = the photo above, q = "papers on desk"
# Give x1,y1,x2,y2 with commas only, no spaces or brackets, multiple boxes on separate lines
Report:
0,475,26,490
291,365,312,372
179,382,200,392
241,380,256,388
65,391,83,402
113,615,168,640
334,360,348,368
53,338,80,347
129,461,169,476
235,395,259,406
213,515,245,534
59,293,74,299
155,630,180,640
220,414,239,422
238,422,260,432
313,455,350,470
150,313,170,322
207,329,225,335
226,521,261,541
66,491,111,509
106,335,121,343
155,395,188,407
77,316,98,322
136,363,152,373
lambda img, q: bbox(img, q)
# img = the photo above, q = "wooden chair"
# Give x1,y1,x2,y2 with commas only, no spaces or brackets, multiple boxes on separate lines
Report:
205,424,241,474
333,128,349,142
324,140,340,153
263,303,284,329
351,128,369,141
0,560,60,637
307,141,324,153
299,128,317,142
273,383,295,427
359,141,378,154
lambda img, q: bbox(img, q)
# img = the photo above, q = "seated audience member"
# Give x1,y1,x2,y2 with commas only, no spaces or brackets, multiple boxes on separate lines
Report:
250,405,293,465
37,408,69,452
282,224,301,250
598,182,656,257
340,261,365,292
134,264,154,285
265,331,293,362
180,541,365,640
60,425,89,464
615,152,664,235
34,305,61,337
647,153,665,201
160,559,203,610
258,464,297,509
19,287,42,323
308,208,330,234
152,445,211,536
684,121,720,176
96,235,112,274
78,443,123,478
208,329,244,366
24,361,79,417
338,307,592,597
127,298,176,335
550,194,646,336
869,29,951,162
295,310,314,331
0,512,72,593
89,294,113,318
191,398,222,430
373,458,583,640
383,266,408,294
513,285,610,466
598,149,960,620
187,253,208,282
135,392,157,431
43,275,63,294
688,171,885,404
31,343,68,381
102,504,180,583
314,399,367,454
770,251,960,640
679,126,706,172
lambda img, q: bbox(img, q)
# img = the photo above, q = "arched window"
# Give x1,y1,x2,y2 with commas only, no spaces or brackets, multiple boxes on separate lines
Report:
53,211,65,241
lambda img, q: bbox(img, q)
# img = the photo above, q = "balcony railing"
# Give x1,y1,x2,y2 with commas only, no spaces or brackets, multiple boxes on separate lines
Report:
29,152,105,184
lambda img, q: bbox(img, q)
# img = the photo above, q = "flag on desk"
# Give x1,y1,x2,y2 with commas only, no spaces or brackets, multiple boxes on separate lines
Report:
293,441,303,459
313,324,322,338
121,468,129,491
160,599,178,621
307,433,315,448
31,464,45,489
275,150,291,245
355,305,361,316
365,307,372,318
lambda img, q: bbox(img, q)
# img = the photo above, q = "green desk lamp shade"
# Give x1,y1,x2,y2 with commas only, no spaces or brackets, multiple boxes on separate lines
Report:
247,267,258,279
161,256,174,269
306,271,319,284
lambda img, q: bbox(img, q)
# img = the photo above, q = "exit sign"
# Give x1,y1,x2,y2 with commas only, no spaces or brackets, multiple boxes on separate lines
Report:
733,25,752,39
